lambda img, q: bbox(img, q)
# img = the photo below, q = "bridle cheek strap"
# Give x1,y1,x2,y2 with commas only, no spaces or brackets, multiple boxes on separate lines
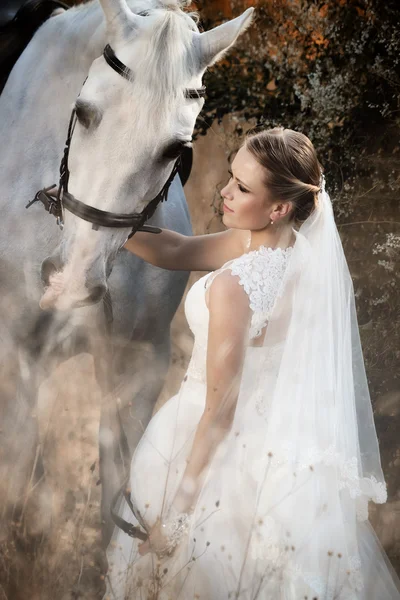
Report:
27,44,205,237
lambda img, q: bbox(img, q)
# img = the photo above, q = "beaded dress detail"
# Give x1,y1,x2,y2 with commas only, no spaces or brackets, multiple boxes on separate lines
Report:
185,244,293,385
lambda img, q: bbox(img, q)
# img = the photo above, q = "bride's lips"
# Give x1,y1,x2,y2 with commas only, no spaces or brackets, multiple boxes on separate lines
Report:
223,203,234,213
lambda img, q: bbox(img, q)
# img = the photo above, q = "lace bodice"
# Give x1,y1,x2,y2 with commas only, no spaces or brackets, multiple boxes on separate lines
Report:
183,243,294,384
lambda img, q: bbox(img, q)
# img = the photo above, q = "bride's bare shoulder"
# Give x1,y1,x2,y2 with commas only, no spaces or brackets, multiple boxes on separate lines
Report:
206,268,252,344
208,269,249,315
206,264,250,310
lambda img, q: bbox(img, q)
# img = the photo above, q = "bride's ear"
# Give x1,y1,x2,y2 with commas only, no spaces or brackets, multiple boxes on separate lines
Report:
272,201,293,221
282,201,294,219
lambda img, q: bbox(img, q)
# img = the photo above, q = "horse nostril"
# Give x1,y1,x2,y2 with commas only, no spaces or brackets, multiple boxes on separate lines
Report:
86,284,107,305
41,256,62,286
72,285,106,308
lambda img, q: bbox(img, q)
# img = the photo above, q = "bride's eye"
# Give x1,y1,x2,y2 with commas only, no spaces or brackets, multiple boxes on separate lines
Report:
227,169,249,193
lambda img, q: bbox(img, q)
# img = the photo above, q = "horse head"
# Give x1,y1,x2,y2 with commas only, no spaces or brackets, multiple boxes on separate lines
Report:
39,0,254,310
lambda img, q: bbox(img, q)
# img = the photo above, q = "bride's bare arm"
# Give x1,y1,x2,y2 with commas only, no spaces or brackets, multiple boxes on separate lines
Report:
123,227,244,272
171,270,252,513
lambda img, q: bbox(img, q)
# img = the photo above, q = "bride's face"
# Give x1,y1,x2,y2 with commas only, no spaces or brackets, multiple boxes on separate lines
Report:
220,144,275,230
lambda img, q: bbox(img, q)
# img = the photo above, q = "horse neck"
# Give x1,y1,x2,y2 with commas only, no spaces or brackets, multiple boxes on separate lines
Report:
0,2,110,201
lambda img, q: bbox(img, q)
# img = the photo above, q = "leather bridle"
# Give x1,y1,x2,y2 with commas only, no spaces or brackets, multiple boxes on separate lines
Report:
27,43,206,237
26,38,205,543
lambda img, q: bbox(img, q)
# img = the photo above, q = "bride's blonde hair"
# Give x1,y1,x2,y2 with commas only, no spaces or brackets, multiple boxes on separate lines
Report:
245,126,323,226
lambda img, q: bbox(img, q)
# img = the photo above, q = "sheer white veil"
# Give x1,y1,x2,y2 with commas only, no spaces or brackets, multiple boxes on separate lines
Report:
105,174,397,599
243,173,387,518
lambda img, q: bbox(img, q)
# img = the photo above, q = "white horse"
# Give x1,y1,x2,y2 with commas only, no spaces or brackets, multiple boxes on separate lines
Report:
0,0,254,544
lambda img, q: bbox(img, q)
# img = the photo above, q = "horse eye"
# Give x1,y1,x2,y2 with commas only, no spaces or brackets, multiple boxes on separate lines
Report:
162,140,192,160
75,100,102,130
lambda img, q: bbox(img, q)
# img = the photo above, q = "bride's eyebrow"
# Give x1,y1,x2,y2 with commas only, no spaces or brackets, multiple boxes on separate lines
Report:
228,167,252,191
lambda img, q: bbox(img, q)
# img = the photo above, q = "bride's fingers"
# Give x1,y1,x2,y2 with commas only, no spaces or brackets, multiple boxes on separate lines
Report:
138,540,150,556
48,272,64,293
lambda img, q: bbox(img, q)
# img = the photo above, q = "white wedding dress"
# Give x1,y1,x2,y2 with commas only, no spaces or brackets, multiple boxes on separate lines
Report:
104,236,400,600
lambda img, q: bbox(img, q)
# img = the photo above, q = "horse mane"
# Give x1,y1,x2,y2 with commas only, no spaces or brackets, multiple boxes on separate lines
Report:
0,0,68,94
123,2,200,138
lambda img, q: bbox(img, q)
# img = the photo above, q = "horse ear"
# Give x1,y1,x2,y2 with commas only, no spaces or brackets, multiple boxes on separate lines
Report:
98,0,145,40
194,7,255,71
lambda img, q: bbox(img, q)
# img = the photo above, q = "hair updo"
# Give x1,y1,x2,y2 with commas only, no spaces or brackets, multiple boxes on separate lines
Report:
245,127,323,226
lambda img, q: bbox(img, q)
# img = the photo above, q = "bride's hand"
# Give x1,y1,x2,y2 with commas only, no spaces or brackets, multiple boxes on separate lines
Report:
138,518,171,558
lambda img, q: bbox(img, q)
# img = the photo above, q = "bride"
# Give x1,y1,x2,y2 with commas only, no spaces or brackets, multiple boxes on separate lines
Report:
103,127,400,599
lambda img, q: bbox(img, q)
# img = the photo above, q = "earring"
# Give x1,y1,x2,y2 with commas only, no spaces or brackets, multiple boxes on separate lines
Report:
270,219,274,225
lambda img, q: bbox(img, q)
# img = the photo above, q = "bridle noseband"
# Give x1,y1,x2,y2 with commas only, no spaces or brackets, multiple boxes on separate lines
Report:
27,44,206,237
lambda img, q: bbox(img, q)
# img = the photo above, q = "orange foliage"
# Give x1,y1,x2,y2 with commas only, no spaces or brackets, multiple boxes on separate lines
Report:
266,78,277,91
311,32,328,47
319,4,329,18
200,0,358,72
